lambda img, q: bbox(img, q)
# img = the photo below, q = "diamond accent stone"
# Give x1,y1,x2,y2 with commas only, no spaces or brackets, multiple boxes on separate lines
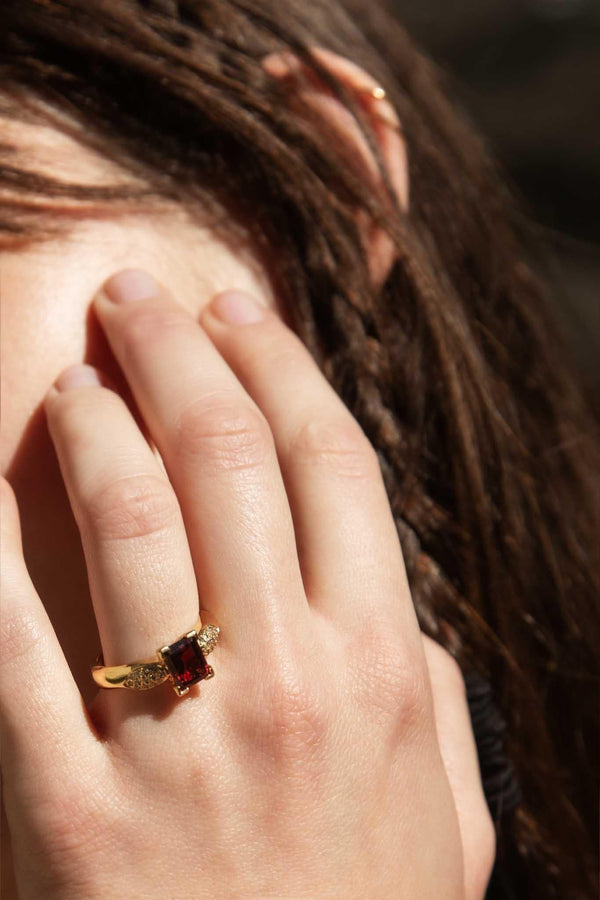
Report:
197,624,220,655
122,663,169,690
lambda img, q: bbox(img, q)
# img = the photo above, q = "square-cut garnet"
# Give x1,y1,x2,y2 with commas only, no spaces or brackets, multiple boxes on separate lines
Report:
161,634,211,692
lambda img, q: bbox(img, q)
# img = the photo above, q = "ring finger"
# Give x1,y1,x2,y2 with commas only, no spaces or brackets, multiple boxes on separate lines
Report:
44,365,202,668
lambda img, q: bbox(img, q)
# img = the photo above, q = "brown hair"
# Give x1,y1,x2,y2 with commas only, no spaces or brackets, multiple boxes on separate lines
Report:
1,0,598,895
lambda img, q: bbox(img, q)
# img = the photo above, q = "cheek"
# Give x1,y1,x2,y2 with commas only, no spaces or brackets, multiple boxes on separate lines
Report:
0,219,191,473
1,250,90,473
0,216,277,475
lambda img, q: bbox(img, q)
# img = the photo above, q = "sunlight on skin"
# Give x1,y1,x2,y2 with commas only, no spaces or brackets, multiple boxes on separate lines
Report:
0,71,493,900
0,118,280,897
0,71,411,896
1,209,277,474
0,124,278,708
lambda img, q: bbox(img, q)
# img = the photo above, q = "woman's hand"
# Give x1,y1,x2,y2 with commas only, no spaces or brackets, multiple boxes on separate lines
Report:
1,270,495,899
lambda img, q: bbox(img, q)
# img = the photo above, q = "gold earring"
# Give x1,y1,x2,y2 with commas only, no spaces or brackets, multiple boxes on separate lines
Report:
357,84,401,133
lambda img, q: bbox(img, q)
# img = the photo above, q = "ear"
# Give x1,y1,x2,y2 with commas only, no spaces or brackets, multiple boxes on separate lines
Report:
262,46,408,289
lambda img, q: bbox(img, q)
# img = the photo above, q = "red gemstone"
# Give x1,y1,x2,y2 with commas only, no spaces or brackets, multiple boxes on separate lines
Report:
161,634,210,692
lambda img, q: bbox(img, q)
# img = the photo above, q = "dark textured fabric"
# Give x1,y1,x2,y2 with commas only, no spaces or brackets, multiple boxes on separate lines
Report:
486,863,520,900
465,671,522,820
464,669,522,898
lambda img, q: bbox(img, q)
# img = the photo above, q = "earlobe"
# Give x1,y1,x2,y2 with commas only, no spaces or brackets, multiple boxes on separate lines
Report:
262,46,409,288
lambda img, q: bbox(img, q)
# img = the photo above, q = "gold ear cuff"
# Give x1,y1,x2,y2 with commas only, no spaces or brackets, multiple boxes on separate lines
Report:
357,84,401,133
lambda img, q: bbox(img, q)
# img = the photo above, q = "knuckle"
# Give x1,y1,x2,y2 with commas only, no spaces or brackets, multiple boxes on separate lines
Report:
119,307,185,359
352,625,430,726
35,785,95,857
255,342,303,376
174,395,272,472
85,473,180,543
250,657,329,757
268,680,329,756
50,388,124,451
290,417,378,479
0,606,49,671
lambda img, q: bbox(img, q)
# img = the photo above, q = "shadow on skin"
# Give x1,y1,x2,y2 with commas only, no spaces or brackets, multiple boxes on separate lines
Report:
4,298,148,707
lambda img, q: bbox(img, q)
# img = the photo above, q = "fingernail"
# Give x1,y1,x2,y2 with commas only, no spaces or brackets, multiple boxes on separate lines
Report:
209,291,267,325
102,269,159,304
54,364,102,392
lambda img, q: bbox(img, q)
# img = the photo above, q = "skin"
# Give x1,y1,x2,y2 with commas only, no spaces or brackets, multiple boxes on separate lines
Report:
0,51,495,899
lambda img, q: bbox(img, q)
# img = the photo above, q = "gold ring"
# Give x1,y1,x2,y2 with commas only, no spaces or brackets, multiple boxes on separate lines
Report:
91,617,220,697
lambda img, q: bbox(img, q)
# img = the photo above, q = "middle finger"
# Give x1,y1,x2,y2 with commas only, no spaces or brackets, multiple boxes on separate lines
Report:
93,270,310,656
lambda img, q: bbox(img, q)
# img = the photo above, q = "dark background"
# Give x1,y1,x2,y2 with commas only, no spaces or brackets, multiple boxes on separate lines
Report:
392,0,600,393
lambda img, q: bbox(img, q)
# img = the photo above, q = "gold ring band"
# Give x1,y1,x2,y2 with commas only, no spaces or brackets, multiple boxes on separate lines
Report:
91,617,220,697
